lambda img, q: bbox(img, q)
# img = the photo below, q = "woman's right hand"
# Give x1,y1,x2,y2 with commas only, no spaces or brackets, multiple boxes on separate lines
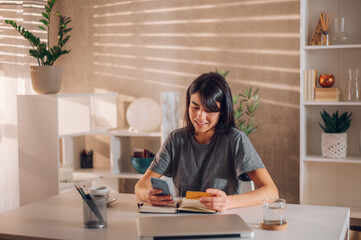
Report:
146,188,174,206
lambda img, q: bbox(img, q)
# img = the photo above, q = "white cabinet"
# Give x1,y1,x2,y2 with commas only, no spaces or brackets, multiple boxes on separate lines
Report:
17,93,117,206
300,0,361,219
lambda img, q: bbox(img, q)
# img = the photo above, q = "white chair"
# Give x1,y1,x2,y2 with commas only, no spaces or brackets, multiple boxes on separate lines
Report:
239,180,255,193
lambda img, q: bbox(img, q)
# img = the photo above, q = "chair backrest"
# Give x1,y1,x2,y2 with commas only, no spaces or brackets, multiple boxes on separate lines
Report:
239,180,255,193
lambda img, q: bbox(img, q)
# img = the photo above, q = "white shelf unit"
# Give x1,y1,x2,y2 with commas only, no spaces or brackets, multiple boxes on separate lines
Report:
300,0,361,219
108,129,162,176
17,93,117,206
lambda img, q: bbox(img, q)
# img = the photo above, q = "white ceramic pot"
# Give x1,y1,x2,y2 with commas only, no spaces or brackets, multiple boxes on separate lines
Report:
321,132,347,159
30,66,62,94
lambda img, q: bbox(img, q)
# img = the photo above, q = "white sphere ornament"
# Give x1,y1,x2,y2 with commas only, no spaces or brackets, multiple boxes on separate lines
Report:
126,98,161,132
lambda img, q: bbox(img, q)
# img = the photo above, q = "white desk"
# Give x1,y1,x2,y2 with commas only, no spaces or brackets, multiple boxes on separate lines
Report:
0,190,349,240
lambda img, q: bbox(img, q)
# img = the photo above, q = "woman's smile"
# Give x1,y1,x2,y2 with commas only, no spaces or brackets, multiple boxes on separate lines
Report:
189,92,220,143
194,120,208,127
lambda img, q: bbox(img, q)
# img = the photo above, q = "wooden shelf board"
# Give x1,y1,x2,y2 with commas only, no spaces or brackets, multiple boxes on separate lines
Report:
304,44,361,50
303,155,361,164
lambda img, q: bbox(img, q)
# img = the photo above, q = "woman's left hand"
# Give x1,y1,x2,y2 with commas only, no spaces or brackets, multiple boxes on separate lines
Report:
199,188,230,212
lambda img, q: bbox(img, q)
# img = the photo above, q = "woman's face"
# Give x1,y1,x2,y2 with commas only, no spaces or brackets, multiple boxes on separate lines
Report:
188,92,221,136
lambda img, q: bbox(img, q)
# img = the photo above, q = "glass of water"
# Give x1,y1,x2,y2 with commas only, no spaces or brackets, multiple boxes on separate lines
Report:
263,198,286,226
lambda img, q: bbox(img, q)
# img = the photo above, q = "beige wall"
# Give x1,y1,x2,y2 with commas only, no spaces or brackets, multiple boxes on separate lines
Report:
57,0,300,203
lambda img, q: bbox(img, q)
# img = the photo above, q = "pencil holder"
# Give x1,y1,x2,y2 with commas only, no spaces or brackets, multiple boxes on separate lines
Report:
80,150,93,168
83,196,107,228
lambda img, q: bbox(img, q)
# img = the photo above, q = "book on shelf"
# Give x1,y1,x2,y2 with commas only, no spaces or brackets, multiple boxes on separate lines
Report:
133,148,154,158
137,191,216,214
314,87,340,102
303,69,317,102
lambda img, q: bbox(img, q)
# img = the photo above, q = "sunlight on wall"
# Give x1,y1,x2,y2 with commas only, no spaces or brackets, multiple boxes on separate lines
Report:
88,0,300,101
59,0,301,203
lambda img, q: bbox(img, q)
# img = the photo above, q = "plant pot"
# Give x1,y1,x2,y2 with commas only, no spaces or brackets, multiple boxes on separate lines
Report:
30,66,62,94
321,132,347,159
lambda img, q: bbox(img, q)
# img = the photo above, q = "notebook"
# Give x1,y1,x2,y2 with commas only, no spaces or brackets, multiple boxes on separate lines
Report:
136,214,254,239
138,191,217,214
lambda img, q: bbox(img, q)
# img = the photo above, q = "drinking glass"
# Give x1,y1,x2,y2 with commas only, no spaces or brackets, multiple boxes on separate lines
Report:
263,198,286,226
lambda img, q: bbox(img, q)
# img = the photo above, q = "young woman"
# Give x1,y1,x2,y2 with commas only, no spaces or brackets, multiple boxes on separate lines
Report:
135,72,278,211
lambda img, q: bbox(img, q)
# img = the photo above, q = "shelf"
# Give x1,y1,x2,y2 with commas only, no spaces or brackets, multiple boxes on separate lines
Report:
107,129,162,137
59,168,143,192
303,102,361,106
303,155,361,164
59,129,117,138
304,44,361,50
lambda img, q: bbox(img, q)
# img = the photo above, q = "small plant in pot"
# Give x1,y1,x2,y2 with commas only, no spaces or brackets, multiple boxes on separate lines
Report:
319,109,352,159
5,0,72,94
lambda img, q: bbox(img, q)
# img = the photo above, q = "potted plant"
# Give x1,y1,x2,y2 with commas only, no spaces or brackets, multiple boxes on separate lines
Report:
5,0,72,94
319,109,352,159
216,69,261,136
233,87,261,136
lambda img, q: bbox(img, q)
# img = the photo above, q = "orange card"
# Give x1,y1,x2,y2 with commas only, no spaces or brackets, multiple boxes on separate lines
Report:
185,191,210,199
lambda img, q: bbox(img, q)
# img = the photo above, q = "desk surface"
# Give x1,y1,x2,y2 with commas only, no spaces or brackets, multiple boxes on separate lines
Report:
0,190,350,240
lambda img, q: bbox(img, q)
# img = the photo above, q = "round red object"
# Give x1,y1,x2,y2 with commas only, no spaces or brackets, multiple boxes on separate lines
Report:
319,74,335,88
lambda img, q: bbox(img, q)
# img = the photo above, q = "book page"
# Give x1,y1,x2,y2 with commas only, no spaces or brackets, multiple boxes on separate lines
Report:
178,199,216,213
138,201,178,214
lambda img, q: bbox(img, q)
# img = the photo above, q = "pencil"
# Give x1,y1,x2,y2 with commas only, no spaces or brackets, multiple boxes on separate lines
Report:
74,184,86,199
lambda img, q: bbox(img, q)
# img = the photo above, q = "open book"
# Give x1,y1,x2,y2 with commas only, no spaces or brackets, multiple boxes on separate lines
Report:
137,191,216,214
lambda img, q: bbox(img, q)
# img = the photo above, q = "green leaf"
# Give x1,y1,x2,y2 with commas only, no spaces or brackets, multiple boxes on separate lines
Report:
320,109,352,133
232,95,239,104
48,0,54,10
63,28,72,34
39,19,48,26
42,12,49,20
233,86,261,136
6,0,72,66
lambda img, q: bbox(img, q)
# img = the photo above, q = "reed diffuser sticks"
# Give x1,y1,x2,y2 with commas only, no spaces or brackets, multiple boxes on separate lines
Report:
320,12,331,45
319,13,330,31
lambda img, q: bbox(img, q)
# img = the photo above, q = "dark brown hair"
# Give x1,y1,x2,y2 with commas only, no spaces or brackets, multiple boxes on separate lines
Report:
184,72,235,135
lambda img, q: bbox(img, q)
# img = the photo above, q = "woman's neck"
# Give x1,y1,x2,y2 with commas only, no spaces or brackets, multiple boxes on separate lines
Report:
194,130,215,144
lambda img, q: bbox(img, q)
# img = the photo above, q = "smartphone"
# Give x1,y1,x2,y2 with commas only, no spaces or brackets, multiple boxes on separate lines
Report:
150,177,172,197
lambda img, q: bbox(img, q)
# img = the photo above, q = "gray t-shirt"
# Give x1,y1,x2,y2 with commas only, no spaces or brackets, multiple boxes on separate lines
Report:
149,127,265,197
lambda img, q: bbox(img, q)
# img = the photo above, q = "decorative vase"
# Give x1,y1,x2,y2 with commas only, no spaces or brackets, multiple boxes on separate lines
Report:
321,133,347,159
30,66,62,94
